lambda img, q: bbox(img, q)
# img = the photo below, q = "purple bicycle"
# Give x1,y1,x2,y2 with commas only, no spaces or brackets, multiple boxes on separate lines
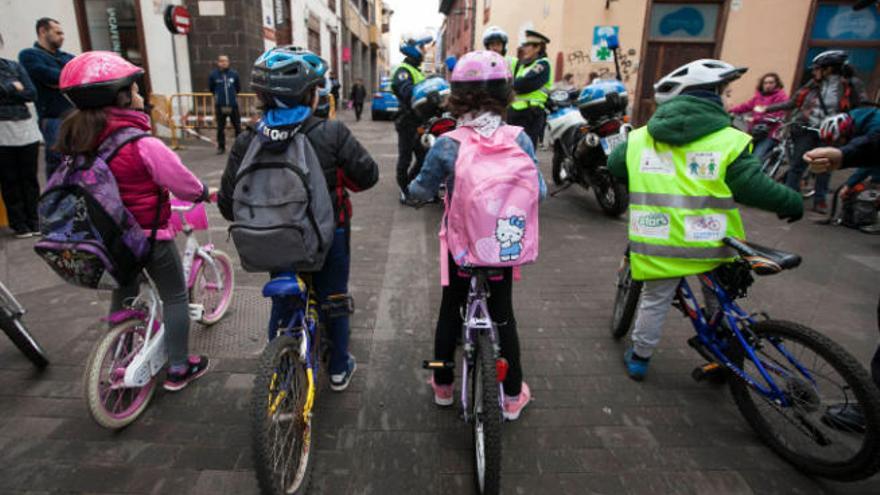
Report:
424,267,508,495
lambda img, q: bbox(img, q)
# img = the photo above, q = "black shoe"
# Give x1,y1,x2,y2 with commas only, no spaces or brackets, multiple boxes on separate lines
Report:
821,403,866,433
163,355,210,392
216,148,225,155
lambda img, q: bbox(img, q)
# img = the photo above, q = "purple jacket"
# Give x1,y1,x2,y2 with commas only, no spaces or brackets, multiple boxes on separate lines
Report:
729,88,788,134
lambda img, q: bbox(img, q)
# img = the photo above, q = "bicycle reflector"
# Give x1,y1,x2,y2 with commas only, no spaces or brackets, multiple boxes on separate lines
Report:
495,358,509,382
430,117,457,136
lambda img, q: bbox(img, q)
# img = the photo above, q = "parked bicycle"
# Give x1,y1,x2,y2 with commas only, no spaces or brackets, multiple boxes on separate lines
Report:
424,267,508,494
759,117,816,198
0,279,48,368
611,237,880,480
83,196,233,429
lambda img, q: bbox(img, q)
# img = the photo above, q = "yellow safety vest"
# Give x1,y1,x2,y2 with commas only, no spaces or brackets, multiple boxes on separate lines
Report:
625,126,752,281
511,57,553,111
395,62,426,87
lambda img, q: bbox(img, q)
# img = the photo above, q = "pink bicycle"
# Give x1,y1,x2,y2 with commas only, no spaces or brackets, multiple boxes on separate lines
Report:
82,197,234,429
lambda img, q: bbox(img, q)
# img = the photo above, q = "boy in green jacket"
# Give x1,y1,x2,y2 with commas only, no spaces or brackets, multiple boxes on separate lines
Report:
607,59,803,380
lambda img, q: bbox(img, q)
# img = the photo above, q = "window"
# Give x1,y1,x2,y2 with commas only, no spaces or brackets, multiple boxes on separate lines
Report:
81,0,144,65
802,2,880,95
328,0,336,13
308,15,322,55
484,0,491,25
648,3,720,42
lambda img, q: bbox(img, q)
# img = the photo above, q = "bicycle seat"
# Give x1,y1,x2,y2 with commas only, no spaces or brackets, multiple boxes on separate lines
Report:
723,238,801,275
262,273,306,298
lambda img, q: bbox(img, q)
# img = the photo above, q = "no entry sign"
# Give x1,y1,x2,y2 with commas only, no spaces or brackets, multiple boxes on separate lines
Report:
164,5,192,35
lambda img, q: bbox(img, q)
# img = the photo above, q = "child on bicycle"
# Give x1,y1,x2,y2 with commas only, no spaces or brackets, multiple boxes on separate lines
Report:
607,59,803,380
218,46,378,392
57,51,211,391
407,50,547,420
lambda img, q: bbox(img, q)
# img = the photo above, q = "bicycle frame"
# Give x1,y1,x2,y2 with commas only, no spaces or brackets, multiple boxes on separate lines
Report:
459,271,505,423
172,202,227,320
0,280,25,318
675,273,816,406
116,274,167,388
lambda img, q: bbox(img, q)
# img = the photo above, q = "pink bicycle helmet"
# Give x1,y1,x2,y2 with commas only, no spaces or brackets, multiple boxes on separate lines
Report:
819,113,854,144
450,50,511,100
60,51,144,109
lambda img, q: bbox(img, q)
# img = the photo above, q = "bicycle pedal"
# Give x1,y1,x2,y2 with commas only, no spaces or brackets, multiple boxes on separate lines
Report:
691,363,725,383
188,303,205,321
423,360,454,370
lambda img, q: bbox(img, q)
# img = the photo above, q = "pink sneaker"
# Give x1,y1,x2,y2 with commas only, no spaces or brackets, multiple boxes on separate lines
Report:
429,377,454,407
503,381,531,421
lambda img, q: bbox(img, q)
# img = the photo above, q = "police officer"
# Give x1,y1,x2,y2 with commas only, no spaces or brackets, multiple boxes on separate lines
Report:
509,30,553,148
392,33,433,204
482,26,516,74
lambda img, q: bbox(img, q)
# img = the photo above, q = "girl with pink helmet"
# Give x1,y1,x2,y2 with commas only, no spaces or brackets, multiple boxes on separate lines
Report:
57,51,211,391
407,50,546,420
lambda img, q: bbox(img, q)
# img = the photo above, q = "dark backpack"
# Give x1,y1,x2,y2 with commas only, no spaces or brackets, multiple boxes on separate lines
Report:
229,132,335,273
842,189,879,228
34,127,161,289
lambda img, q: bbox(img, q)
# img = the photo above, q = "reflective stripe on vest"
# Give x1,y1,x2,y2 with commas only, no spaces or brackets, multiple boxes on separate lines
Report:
511,57,552,110
624,126,752,281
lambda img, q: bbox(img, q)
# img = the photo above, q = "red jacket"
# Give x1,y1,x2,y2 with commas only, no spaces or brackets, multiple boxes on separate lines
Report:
729,88,788,134
99,108,206,240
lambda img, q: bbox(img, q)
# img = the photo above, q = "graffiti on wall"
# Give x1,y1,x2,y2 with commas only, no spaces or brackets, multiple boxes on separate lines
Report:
563,47,639,83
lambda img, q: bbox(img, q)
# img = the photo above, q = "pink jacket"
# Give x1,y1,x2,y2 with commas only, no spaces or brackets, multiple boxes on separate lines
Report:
729,88,789,134
99,108,206,241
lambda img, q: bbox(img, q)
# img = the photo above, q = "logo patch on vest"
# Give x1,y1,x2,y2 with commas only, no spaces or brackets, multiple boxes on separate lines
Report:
639,149,675,175
685,152,722,180
630,211,671,239
684,214,727,242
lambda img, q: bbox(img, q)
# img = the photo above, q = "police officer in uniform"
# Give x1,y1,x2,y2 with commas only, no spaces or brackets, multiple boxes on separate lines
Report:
392,33,433,204
482,26,517,74
508,30,552,148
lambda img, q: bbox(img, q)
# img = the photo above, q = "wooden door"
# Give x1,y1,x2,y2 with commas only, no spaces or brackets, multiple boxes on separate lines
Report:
636,42,716,124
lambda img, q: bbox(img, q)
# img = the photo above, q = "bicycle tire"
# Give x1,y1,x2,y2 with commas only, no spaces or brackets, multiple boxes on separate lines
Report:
83,319,157,429
193,249,235,326
610,256,642,339
473,332,502,495
0,315,48,368
251,334,314,495
728,320,880,480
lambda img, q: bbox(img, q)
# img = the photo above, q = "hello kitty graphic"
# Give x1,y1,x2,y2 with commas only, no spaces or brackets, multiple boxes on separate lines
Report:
495,216,526,261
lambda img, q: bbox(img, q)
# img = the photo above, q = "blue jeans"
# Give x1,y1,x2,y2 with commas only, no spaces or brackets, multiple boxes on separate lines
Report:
752,137,775,162
39,117,63,178
268,227,352,375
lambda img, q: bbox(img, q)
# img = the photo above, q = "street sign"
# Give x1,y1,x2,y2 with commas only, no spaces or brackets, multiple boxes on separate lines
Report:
163,5,192,35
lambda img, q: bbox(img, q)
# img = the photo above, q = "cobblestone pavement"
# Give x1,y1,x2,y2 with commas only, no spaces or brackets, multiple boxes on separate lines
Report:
1,109,879,494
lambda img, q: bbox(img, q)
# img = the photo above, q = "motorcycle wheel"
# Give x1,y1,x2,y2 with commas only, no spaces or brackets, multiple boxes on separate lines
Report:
594,171,629,217
551,142,566,186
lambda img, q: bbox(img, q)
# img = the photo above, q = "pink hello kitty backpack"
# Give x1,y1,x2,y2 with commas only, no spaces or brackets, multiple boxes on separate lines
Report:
441,125,540,274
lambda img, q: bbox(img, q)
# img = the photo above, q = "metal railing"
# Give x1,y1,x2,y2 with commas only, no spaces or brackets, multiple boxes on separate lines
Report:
151,92,261,149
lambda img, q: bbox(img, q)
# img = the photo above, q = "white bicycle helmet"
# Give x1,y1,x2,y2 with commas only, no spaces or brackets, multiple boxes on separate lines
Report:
819,112,854,144
482,26,509,51
654,59,747,104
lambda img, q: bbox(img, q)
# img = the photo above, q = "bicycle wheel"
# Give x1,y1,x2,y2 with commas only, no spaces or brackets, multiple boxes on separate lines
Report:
728,320,880,480
0,314,48,368
251,334,315,495
192,250,235,326
472,332,502,495
610,255,642,339
83,319,157,429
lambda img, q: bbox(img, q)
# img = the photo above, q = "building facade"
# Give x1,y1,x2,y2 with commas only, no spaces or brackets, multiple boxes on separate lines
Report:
447,0,880,124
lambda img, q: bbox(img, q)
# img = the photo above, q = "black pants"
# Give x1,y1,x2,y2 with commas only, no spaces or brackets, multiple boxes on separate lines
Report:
508,106,546,150
434,256,523,397
354,101,364,121
216,105,241,150
0,142,40,233
785,125,830,203
395,117,426,192
873,294,880,390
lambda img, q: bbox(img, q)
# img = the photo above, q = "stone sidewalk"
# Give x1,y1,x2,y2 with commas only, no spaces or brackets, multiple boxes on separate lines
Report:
0,109,879,494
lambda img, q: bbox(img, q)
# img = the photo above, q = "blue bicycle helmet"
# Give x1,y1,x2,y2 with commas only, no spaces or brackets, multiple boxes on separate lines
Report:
400,34,434,62
252,46,328,108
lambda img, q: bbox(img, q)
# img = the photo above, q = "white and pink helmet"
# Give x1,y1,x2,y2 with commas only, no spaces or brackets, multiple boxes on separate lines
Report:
450,50,511,100
59,51,144,109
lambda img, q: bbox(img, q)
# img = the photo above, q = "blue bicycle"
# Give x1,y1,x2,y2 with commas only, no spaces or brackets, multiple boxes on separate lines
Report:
249,272,351,495
611,237,880,480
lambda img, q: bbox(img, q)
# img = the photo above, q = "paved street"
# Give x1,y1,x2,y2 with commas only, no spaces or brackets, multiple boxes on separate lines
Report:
1,109,879,495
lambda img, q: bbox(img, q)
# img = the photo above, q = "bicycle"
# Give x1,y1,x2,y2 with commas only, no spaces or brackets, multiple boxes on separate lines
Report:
169,197,235,325
610,237,880,480
759,117,817,198
424,267,508,495
250,271,352,495
0,279,49,368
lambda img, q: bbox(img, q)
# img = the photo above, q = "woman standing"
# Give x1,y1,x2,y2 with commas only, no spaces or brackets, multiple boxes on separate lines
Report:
729,72,788,160
0,34,42,238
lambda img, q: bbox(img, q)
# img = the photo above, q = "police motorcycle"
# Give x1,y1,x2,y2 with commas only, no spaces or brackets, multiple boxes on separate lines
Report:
547,78,631,217
411,75,456,149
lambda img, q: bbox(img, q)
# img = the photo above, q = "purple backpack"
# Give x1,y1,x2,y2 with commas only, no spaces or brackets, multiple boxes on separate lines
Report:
34,127,158,290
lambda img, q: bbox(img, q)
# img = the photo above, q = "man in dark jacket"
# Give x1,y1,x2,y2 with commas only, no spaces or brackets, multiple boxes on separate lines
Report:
18,17,75,177
350,78,367,122
208,55,242,154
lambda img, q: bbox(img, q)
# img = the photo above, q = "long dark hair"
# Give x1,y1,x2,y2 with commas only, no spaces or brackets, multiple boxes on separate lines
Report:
55,85,136,155
756,72,784,93
447,85,513,119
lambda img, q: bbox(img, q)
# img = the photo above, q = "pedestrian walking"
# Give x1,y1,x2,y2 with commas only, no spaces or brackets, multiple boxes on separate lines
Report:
330,72,341,110
209,55,241,155
18,17,74,178
350,78,367,122
0,34,42,238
